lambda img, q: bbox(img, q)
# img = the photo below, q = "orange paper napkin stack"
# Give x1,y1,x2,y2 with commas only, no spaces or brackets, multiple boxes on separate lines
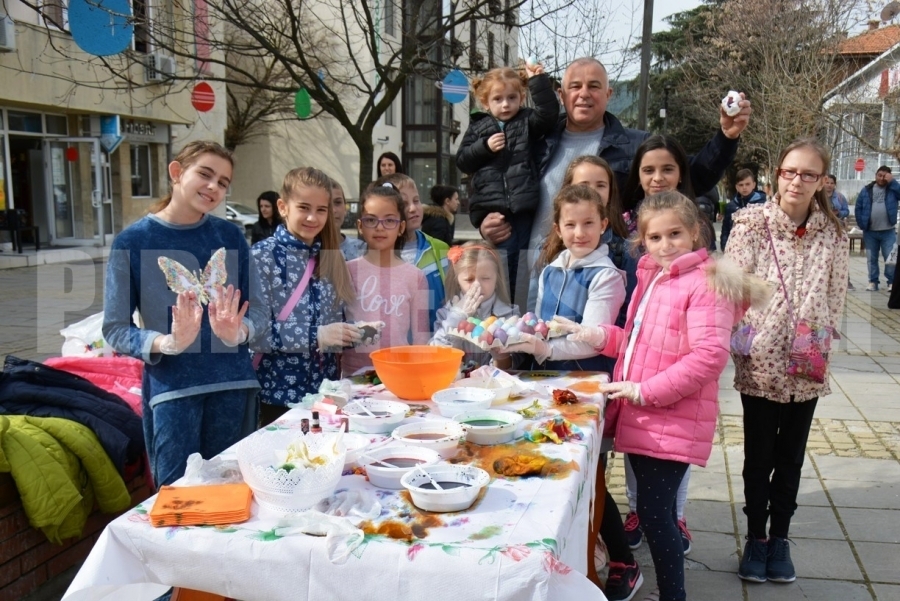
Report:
149,483,253,527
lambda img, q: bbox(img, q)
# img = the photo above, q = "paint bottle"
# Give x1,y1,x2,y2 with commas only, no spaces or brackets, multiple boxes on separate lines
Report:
300,418,310,435
310,411,322,433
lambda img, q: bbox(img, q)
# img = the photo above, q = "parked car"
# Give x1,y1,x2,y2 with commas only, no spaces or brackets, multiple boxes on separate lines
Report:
225,203,258,235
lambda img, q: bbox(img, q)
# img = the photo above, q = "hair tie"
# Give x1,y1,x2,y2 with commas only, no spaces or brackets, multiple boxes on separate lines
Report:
381,182,396,190
447,244,499,264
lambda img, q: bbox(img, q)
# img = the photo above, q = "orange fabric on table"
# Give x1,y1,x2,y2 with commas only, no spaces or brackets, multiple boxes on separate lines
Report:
149,483,253,527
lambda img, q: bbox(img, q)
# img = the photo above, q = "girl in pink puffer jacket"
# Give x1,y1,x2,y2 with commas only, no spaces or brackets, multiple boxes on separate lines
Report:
558,191,769,601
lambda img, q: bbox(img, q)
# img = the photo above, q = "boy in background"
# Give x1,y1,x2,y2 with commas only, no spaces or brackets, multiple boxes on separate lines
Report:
721,169,766,252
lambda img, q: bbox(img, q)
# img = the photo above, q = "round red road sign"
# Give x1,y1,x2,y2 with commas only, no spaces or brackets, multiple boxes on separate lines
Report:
854,158,865,172
191,82,215,112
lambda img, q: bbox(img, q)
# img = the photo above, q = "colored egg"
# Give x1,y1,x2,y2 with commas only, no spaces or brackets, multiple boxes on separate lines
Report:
479,332,494,346
527,319,537,327
523,312,536,322
472,326,484,336
487,323,499,334
483,316,496,326
494,329,508,344
505,316,518,326
506,330,521,343
535,322,550,338
519,323,535,335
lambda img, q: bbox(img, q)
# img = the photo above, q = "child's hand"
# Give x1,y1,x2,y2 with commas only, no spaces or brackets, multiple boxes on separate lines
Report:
603,381,643,405
208,285,249,346
158,291,203,355
452,282,484,317
551,316,607,348
317,322,362,350
487,133,506,153
524,62,544,77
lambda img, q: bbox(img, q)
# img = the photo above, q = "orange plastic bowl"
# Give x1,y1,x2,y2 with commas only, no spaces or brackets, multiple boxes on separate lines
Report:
369,346,464,400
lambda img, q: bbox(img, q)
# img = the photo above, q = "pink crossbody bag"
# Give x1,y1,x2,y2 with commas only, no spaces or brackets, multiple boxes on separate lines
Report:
252,257,316,370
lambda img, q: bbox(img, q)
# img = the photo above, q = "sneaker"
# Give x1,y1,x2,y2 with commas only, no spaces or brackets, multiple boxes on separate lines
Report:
848,282,855,291
677,518,693,555
641,589,660,601
604,560,644,601
738,537,768,583
624,511,643,549
767,537,796,583
866,283,878,291
889,284,893,292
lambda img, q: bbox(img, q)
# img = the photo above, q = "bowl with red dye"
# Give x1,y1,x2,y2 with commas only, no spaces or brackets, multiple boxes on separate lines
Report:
358,445,442,489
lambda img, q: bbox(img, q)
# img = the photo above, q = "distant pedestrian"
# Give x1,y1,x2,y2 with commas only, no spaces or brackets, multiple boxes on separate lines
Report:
421,185,459,245
727,138,848,585
721,169,766,252
823,174,854,290
376,151,404,178
331,180,366,261
249,190,282,245
855,165,897,292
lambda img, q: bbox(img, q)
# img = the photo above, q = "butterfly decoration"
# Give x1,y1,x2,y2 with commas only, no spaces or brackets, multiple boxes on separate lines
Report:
157,247,227,305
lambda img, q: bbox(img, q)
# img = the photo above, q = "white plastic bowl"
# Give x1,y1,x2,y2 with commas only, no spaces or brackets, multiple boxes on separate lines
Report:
391,421,466,458
451,377,515,404
431,387,494,417
358,445,441,489
341,432,387,468
237,430,345,514
452,409,523,445
342,399,408,434
401,464,490,512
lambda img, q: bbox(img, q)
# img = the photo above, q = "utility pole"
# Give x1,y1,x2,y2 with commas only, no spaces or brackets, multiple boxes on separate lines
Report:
636,0,654,131
661,85,671,134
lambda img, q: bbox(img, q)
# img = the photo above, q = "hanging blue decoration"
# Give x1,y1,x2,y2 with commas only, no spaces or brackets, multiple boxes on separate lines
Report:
442,69,469,104
68,0,134,57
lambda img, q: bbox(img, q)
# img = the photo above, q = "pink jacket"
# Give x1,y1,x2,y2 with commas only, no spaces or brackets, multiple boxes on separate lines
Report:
600,249,764,466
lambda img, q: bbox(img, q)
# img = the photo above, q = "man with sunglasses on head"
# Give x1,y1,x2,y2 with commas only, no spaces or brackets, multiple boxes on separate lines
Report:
856,165,898,292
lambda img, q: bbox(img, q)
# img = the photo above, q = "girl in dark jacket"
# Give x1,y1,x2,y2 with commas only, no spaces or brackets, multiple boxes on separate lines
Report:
456,62,559,298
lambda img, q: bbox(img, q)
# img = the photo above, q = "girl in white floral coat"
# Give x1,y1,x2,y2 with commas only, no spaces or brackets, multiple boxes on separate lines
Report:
726,139,848,585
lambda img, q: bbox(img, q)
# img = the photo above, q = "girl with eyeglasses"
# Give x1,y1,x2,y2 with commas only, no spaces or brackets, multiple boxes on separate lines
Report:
341,184,431,376
726,139,848,584
239,167,359,426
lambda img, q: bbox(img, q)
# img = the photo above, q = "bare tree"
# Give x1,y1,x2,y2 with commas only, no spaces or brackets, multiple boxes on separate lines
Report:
673,0,862,176
518,0,642,82
14,0,574,193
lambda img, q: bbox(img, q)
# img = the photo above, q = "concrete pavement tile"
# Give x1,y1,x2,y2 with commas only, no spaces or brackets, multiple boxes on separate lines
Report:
856,407,900,422
747,579,873,601
687,469,732,502
683,500,736,535
873,583,900,600
719,399,744,417
683,531,740,572
855,542,900,584
796,477,831,508
789,538,863,581
813,406,865,420
683,569,744,601
788,506,845,540
812,455,900,481
703,448,727,473
837,508,900,543
826,480,900,509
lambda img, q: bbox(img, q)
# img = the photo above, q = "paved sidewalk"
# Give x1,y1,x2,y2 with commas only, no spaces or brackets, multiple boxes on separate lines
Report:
606,254,900,601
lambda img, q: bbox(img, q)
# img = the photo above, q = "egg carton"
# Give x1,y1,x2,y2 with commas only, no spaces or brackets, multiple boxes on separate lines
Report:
447,312,566,351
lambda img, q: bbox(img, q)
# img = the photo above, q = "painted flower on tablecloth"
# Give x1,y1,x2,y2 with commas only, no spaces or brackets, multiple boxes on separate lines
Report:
407,543,425,561
500,544,531,562
541,552,572,575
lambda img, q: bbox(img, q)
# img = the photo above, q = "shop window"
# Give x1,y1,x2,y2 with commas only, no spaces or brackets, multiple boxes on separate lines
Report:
40,0,68,29
46,114,68,135
384,0,395,36
130,144,152,198
7,111,43,133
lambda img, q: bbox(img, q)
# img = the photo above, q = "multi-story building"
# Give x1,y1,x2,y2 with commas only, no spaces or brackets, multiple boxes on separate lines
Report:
0,0,225,250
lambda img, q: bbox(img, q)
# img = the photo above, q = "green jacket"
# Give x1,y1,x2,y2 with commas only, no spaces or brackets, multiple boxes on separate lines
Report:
412,229,450,330
0,415,131,543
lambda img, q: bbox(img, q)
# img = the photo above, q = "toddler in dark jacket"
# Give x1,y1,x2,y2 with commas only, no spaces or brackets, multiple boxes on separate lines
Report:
456,63,560,294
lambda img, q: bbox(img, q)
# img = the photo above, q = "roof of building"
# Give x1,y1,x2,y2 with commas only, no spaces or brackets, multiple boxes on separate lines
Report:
838,24,900,55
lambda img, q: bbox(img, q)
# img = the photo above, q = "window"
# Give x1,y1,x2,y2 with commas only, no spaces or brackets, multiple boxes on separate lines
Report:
385,99,395,127
194,0,210,73
133,0,151,54
384,0,395,36
40,0,67,29
7,111,43,133
46,114,68,135
130,144,152,197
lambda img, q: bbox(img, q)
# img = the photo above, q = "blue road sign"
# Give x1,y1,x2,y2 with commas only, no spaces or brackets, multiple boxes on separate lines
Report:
100,115,123,154
69,0,134,57
442,70,469,104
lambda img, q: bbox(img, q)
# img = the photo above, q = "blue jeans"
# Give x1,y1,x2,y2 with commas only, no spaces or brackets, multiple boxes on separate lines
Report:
143,390,251,487
863,229,897,287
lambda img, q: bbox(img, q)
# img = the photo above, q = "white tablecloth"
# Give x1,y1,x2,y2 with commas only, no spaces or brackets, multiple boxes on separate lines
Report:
63,371,609,601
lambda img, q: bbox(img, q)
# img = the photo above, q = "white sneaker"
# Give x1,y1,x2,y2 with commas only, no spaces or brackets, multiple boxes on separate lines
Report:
889,284,893,292
641,589,660,601
866,283,878,291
